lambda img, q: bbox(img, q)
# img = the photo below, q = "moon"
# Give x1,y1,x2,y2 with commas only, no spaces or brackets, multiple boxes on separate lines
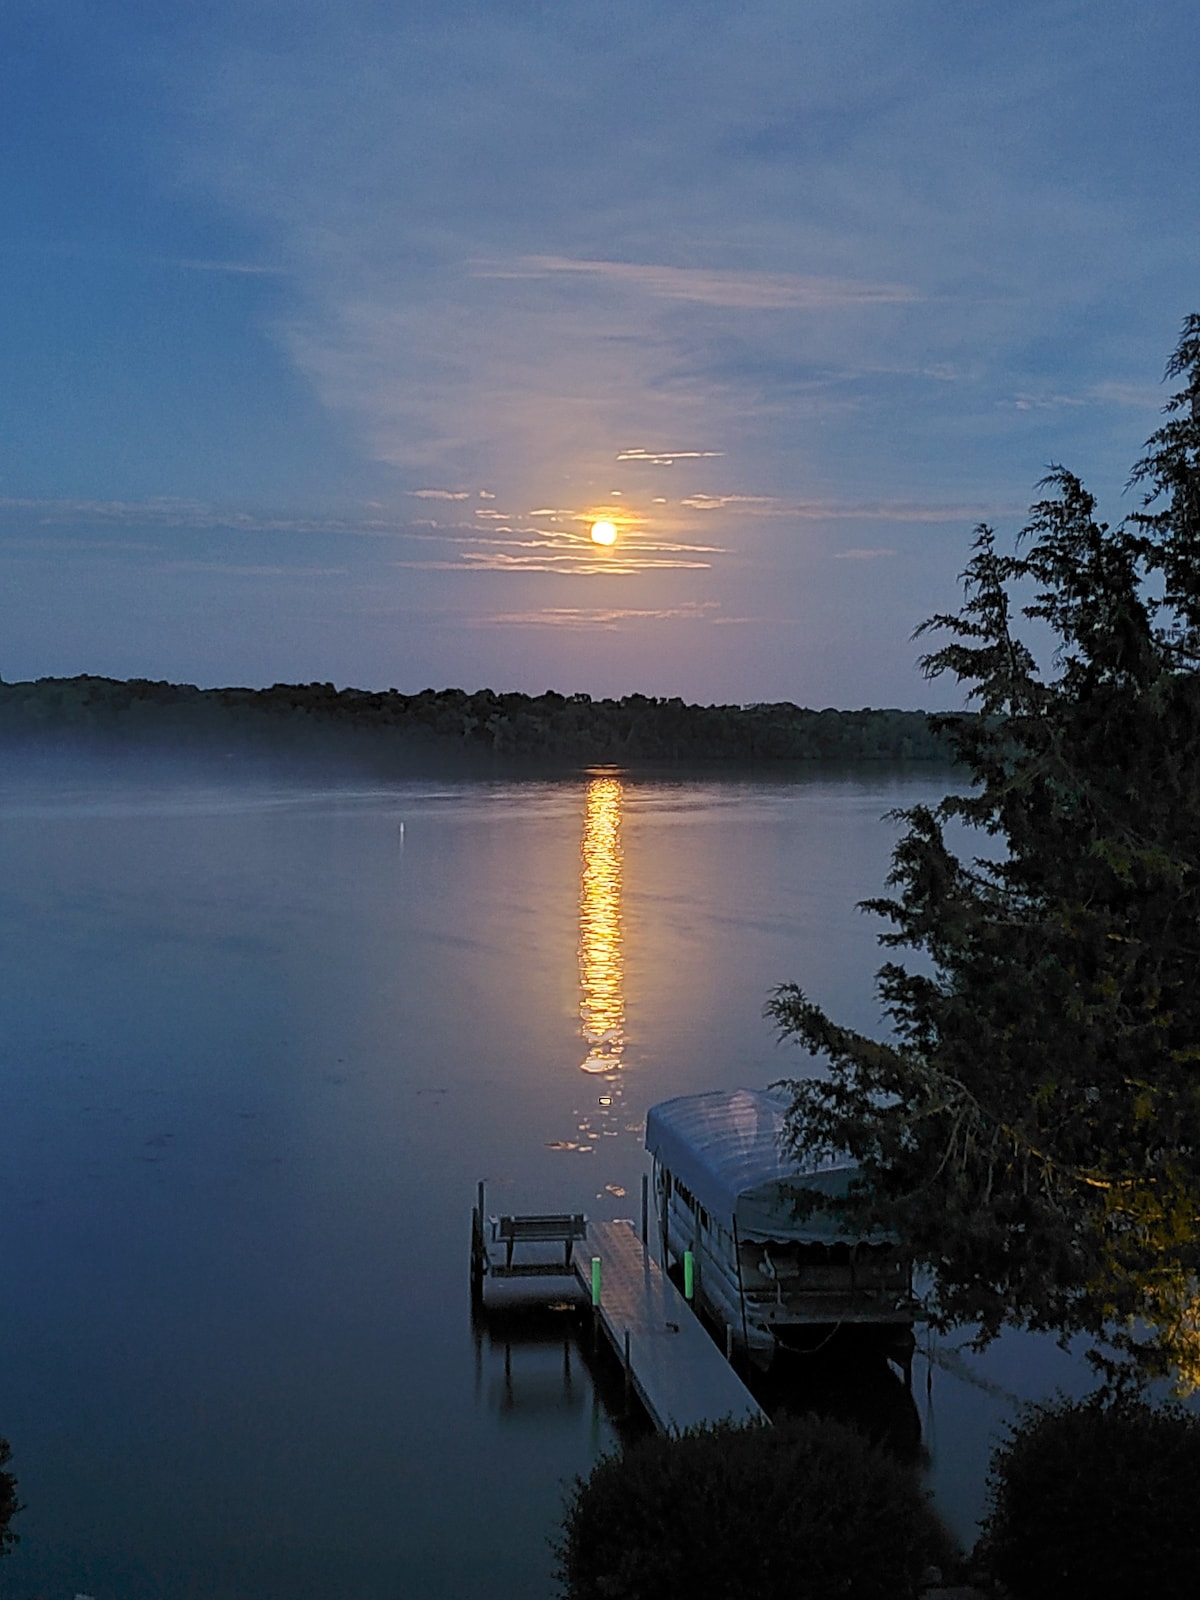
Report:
590,520,618,546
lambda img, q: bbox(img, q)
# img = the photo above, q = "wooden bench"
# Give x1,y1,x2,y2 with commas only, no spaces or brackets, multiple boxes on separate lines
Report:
492,1212,588,1271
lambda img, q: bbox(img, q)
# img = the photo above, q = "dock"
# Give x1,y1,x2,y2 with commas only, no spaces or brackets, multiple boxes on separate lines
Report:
575,1220,766,1433
470,1187,765,1434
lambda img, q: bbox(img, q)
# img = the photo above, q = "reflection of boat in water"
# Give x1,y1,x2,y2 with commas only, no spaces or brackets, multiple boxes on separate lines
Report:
760,1337,923,1460
646,1089,917,1375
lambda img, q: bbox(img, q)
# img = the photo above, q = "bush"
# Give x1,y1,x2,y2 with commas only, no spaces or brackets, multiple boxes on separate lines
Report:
0,1437,19,1556
555,1416,951,1600
977,1394,1200,1599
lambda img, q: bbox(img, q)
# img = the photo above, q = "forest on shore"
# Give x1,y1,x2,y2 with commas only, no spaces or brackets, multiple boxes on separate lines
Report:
0,674,952,770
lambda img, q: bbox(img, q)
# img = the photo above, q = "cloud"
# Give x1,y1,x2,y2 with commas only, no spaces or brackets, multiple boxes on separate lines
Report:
388,506,724,575
616,448,725,465
0,536,160,555
1088,380,1170,408
156,562,350,577
184,18,955,499
831,548,898,561
0,494,579,542
165,257,284,276
677,493,1016,522
0,494,734,585
176,0,1193,660
9,240,284,278
473,256,921,310
0,496,406,539
1009,392,1088,413
680,494,777,511
478,602,724,629
393,551,714,575
1008,380,1169,413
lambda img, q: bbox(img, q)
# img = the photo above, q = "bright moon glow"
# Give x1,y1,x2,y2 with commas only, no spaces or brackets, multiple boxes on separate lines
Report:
590,520,618,545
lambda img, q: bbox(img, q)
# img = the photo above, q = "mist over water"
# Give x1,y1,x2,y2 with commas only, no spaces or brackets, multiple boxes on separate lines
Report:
1,747,1091,1596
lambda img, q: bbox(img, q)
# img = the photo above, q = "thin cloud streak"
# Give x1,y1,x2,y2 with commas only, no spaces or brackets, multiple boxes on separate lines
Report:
678,494,1021,522
479,601,723,628
165,257,285,276
157,562,350,577
474,256,922,310
394,554,713,575
0,537,161,555
617,448,725,465
0,497,407,538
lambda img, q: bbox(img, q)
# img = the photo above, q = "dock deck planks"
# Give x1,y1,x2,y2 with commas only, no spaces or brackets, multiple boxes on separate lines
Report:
575,1220,766,1434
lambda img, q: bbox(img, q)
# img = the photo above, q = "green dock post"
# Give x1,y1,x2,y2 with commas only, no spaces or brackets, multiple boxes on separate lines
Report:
684,1249,695,1301
591,1256,602,1307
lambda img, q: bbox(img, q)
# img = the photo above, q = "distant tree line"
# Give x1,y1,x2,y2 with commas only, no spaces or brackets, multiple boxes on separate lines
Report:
0,675,954,769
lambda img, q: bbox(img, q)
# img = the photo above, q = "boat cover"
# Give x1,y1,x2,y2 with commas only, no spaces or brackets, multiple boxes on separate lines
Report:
645,1088,878,1244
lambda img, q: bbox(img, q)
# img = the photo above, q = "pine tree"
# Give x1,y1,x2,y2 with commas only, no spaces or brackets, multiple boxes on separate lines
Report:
770,316,1200,1380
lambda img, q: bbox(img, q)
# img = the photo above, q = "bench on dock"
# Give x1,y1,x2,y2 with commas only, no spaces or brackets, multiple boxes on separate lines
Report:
492,1212,588,1272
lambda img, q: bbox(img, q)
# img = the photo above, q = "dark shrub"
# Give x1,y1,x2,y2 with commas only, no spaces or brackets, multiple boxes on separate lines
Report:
977,1394,1200,1599
0,1437,19,1556
555,1415,951,1600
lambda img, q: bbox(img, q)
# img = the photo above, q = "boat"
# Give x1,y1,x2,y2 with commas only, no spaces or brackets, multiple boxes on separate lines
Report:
645,1087,916,1370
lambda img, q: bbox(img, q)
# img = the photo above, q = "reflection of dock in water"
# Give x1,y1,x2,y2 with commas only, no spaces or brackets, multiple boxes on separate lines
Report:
471,1299,589,1424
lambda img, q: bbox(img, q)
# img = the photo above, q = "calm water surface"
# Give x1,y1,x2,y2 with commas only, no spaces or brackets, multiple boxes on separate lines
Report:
0,752,1089,1598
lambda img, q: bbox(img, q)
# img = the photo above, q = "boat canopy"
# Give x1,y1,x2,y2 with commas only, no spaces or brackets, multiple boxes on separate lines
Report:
645,1088,878,1245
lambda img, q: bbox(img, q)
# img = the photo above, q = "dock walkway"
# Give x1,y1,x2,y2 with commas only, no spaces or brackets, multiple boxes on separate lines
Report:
574,1220,765,1434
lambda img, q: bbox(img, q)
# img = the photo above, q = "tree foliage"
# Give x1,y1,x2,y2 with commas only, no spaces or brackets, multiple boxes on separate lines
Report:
0,676,950,767
770,315,1200,1380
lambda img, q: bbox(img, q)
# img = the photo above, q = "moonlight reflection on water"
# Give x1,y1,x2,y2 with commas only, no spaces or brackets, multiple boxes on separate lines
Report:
579,772,625,1077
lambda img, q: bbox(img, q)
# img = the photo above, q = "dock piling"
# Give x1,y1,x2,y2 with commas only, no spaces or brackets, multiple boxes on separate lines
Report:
470,1179,486,1304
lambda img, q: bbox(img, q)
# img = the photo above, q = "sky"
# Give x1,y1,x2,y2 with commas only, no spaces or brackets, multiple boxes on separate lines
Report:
2,0,1197,708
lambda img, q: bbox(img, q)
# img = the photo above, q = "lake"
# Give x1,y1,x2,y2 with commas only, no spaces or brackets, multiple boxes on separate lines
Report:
0,750,1089,1598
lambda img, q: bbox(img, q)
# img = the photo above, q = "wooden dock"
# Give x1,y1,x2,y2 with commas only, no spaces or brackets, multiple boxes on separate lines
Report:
470,1188,766,1434
573,1220,766,1434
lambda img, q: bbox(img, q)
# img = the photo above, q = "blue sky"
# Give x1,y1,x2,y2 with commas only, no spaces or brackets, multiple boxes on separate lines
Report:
2,0,1197,706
